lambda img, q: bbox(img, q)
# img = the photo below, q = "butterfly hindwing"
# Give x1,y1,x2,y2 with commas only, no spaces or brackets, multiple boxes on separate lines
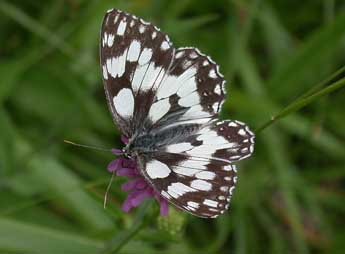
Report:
136,120,254,217
139,153,237,218
183,120,255,162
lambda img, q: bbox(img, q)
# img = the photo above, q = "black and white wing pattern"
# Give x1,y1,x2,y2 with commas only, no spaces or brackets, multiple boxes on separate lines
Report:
100,9,226,136
148,47,226,129
100,9,174,136
100,9,255,218
137,120,254,218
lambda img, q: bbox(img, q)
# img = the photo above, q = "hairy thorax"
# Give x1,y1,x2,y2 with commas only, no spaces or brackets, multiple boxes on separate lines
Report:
125,123,202,155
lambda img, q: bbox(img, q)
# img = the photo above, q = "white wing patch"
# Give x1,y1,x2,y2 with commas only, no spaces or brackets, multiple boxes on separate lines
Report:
138,48,153,65
161,40,170,50
190,179,212,191
166,142,194,153
146,160,171,179
181,105,211,120
102,64,108,80
132,63,149,92
183,129,236,157
214,84,221,95
178,159,209,169
167,182,195,198
172,166,201,176
128,40,141,62
117,19,127,35
176,77,197,97
107,34,115,47
195,171,216,180
178,91,200,107
156,67,197,100
187,201,200,209
203,199,218,208
106,49,128,78
113,88,134,118
140,64,163,91
148,97,171,123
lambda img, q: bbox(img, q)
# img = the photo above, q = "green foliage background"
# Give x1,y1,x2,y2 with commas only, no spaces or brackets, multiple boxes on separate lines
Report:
1,0,345,253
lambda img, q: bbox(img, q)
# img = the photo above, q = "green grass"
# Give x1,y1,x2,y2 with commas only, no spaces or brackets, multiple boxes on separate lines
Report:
1,0,345,253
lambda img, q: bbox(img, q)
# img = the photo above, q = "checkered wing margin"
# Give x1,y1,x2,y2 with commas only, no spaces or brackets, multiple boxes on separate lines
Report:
100,9,226,137
137,120,255,218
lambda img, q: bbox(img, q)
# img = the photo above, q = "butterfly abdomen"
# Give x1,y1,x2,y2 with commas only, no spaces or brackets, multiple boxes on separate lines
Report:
131,123,201,154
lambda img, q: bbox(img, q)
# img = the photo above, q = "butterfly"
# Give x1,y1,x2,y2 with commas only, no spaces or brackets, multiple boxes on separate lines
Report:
100,9,255,218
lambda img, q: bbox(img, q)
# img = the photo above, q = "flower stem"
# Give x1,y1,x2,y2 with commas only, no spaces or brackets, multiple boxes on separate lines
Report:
101,200,153,254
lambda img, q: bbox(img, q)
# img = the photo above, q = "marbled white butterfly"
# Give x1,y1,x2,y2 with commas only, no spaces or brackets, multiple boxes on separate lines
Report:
100,9,255,218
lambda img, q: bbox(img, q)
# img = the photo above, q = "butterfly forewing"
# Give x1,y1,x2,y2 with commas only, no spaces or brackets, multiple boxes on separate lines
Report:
101,9,227,135
150,47,227,129
100,9,174,136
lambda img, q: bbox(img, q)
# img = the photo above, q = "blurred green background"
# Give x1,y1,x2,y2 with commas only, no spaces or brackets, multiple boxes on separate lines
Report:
1,0,345,253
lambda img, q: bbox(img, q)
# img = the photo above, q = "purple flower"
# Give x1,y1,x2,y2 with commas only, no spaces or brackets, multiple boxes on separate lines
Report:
107,136,169,216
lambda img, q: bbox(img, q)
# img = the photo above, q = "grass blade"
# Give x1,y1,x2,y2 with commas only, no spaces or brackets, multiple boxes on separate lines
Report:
0,218,103,254
256,74,345,133
101,200,153,254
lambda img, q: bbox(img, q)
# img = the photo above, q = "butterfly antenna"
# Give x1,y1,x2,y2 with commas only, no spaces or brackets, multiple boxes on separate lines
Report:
64,140,113,152
104,172,115,209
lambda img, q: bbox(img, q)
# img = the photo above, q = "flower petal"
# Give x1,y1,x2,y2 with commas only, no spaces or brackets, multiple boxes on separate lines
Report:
121,135,129,144
122,159,136,169
109,152,169,216
116,167,137,176
111,148,123,155
107,159,122,172
122,193,135,212
121,178,142,191
130,190,153,207
135,179,148,190
156,196,169,216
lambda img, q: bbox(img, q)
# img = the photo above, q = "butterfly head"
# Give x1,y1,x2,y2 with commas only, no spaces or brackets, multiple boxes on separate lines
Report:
122,146,132,159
